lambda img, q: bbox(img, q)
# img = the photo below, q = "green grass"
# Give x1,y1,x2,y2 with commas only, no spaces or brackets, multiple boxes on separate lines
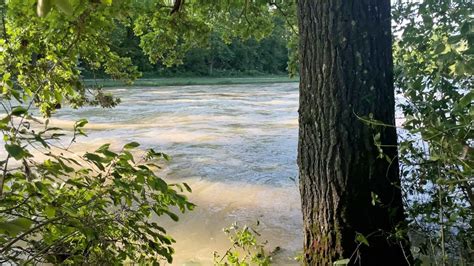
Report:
83,75,299,87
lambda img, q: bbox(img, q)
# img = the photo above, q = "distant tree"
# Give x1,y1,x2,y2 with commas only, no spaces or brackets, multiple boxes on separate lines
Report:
81,14,289,77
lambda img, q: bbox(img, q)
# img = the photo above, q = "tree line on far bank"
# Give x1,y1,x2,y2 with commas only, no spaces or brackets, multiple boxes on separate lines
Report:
82,19,289,79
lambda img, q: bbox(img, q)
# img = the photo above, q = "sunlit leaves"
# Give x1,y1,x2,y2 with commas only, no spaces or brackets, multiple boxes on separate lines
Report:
44,205,56,218
102,0,113,6
37,0,53,17
333,259,350,265
2,0,142,117
1,137,193,264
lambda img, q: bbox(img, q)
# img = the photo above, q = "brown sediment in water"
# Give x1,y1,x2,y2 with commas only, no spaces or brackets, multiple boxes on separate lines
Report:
158,178,303,265
2,84,304,265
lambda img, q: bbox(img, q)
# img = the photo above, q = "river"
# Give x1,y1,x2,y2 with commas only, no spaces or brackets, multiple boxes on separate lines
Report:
53,83,303,265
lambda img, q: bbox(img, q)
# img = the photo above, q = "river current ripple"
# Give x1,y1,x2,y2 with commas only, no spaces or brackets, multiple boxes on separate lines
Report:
55,83,302,265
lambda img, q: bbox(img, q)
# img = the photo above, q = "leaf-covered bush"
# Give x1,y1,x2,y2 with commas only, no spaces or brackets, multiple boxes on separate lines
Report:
1,138,194,264
393,0,473,263
214,222,273,266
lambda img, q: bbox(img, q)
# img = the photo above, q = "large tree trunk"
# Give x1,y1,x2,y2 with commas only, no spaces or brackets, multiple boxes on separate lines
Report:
297,0,411,264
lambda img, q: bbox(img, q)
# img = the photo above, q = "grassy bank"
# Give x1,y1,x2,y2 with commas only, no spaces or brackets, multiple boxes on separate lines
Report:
83,75,299,87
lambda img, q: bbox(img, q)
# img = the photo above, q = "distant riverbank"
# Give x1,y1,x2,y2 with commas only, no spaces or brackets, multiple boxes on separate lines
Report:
83,75,299,87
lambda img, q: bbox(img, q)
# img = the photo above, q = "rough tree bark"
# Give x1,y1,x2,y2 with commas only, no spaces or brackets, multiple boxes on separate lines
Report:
297,0,411,264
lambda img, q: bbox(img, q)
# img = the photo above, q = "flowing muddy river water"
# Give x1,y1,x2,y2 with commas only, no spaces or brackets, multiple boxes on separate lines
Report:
54,83,302,265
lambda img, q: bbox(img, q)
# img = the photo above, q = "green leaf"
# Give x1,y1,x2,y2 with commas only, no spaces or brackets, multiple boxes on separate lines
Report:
460,21,472,35
45,206,56,219
183,182,192,193
157,234,173,245
457,91,473,109
84,153,105,171
333,259,350,265
162,153,171,161
0,218,33,237
148,177,168,192
54,0,74,16
62,206,79,217
96,143,111,152
355,232,370,247
5,144,29,160
74,119,88,128
84,153,103,163
37,0,53,17
35,181,49,193
96,143,117,158
11,106,27,116
371,192,380,206
165,211,179,222
434,43,446,54
0,116,11,130
124,141,140,149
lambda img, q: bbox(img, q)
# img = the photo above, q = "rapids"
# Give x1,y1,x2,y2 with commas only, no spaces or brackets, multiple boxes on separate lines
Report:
54,83,302,265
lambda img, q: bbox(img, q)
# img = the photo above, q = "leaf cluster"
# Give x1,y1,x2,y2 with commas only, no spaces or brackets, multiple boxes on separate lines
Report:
1,138,193,264
393,0,473,263
214,222,272,266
